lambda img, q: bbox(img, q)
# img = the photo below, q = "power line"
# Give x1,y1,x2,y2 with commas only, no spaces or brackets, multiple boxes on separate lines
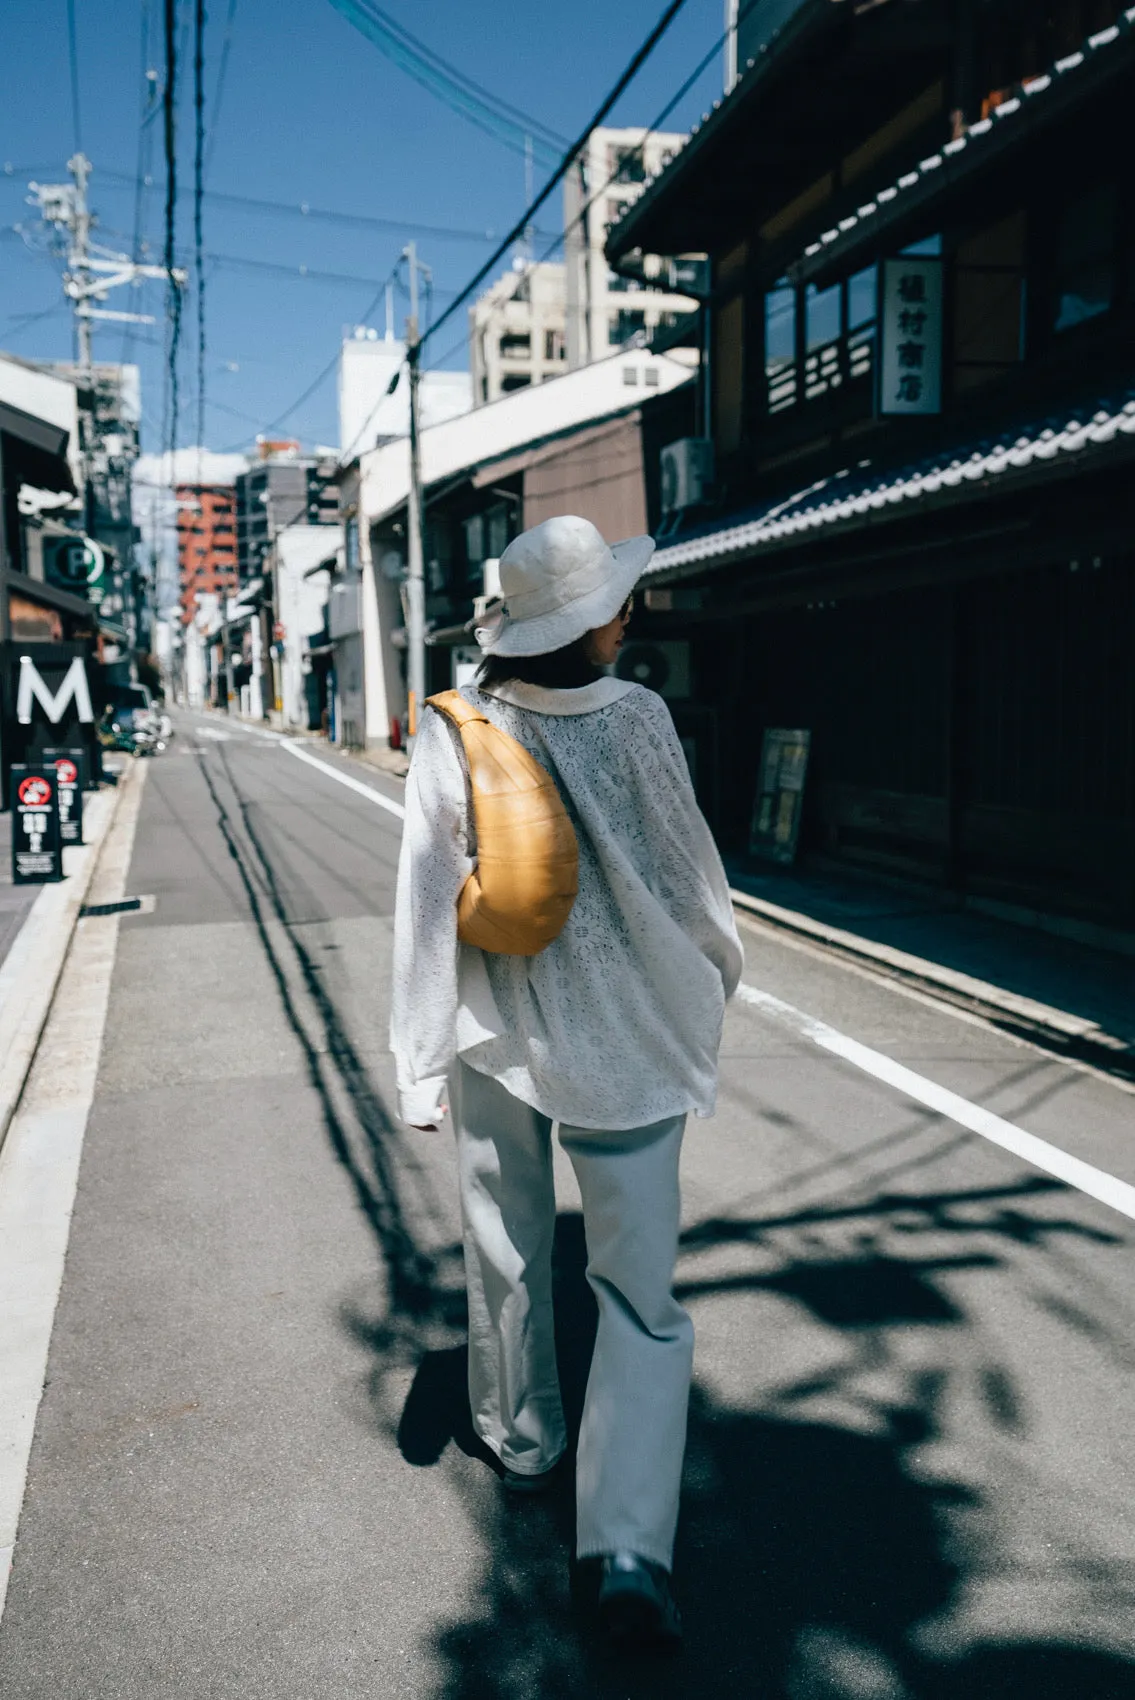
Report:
203,0,238,179
349,0,568,151
123,0,158,365
96,167,553,245
216,261,402,452
194,0,206,459
202,248,459,292
420,0,693,352
162,0,181,458
327,0,567,167
65,0,83,153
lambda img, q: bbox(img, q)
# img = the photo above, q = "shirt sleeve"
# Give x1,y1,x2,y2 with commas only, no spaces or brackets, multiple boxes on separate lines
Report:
389,707,472,1124
630,691,745,1000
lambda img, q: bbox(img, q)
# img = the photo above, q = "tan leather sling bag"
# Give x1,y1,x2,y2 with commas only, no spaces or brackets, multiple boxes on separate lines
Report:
426,690,579,956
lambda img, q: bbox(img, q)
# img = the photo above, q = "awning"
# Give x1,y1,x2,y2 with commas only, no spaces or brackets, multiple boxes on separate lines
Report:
648,388,1135,582
0,400,74,495
6,569,100,622
790,13,1135,288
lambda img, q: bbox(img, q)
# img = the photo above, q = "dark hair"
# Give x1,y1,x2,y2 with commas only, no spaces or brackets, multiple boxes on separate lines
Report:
477,634,601,691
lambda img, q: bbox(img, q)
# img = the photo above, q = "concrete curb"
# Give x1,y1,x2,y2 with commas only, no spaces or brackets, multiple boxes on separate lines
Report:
730,886,1132,1066
0,763,134,1158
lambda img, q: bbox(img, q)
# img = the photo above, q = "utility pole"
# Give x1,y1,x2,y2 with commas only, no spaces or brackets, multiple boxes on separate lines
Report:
220,583,234,711
69,153,94,373
28,156,185,350
403,240,427,750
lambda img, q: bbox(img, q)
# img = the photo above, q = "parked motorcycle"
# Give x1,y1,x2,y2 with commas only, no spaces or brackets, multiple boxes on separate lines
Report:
97,684,172,756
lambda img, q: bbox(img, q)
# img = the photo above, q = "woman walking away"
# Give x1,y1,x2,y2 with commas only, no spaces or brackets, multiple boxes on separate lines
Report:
391,514,742,1650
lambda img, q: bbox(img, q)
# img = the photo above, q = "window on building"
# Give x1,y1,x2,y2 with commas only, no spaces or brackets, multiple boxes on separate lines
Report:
463,512,484,566
486,504,511,560
612,308,646,345
501,374,530,393
609,145,646,184
500,332,531,358
765,264,880,415
1053,183,1116,333
806,282,841,352
847,264,878,381
544,328,564,361
765,278,797,415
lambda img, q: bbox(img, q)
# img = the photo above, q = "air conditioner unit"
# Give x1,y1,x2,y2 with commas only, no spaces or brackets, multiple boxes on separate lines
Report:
660,438,714,515
615,640,691,700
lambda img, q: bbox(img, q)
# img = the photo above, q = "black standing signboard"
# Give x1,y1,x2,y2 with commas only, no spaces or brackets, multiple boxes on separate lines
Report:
11,763,63,884
44,747,84,845
749,728,812,865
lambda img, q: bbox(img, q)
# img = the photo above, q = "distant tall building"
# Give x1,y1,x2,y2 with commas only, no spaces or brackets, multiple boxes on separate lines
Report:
469,262,567,406
233,442,338,583
564,126,694,369
176,483,238,624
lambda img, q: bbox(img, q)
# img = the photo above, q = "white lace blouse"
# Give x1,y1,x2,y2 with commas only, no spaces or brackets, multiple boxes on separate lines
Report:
390,676,743,1131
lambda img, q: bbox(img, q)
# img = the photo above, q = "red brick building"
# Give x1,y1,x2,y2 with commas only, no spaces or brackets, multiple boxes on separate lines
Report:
177,483,238,624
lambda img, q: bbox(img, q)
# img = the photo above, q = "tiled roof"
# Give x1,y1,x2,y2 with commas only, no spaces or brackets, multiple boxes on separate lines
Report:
793,9,1135,283
648,391,1135,577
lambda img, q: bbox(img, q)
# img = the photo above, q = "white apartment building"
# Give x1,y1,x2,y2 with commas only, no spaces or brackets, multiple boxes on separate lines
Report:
564,126,694,368
468,126,697,406
469,261,566,405
338,329,472,461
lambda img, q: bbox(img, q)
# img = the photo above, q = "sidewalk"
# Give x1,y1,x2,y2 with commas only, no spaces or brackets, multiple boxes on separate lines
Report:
727,860,1135,1071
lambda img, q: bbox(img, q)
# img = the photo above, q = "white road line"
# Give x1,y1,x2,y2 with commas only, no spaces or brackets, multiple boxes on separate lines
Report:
279,740,405,819
0,763,148,1626
276,735,1132,1221
736,983,1135,1223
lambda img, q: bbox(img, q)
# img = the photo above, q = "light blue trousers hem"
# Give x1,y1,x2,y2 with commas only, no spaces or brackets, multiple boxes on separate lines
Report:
450,1061,693,1568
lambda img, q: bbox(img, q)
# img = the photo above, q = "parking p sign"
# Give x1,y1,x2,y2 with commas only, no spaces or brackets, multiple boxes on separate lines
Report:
11,763,63,883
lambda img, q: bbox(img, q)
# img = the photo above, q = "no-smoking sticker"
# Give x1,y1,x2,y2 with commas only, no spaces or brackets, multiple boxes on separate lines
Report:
11,765,62,884
56,758,79,786
18,775,53,807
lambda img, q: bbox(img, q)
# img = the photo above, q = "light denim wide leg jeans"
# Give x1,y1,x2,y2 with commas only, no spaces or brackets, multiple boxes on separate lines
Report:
450,1060,693,1571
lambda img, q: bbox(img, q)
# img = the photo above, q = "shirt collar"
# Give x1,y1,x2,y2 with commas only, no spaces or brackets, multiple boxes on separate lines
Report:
474,677,635,717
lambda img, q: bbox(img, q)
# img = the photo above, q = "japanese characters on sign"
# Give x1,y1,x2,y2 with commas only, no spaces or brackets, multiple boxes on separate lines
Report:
46,749,85,845
878,257,943,417
11,764,63,884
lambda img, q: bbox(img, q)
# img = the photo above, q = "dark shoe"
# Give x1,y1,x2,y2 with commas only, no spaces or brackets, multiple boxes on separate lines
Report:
500,1460,559,1495
597,1551,682,1649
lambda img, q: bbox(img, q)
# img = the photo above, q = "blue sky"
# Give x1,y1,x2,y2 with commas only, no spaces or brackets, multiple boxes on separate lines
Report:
0,0,725,455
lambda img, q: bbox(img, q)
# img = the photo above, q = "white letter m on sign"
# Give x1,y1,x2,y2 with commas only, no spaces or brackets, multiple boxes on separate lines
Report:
16,656,94,725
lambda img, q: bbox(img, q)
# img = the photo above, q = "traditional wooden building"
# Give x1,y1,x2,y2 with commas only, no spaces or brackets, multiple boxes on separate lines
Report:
607,0,1135,938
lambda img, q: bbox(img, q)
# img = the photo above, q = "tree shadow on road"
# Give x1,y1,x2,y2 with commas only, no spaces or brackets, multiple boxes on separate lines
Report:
399,1184,1135,1700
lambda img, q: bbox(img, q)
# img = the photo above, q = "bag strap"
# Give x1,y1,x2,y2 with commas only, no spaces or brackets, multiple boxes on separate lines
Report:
425,689,488,731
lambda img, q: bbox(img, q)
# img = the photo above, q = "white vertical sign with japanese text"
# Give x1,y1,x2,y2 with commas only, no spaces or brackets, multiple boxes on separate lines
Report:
878,257,943,416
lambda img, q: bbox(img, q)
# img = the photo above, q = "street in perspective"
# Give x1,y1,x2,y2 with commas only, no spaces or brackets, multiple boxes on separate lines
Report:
2,0,1135,1694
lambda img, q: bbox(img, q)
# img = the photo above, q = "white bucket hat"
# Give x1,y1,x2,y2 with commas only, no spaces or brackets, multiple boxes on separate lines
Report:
475,514,655,657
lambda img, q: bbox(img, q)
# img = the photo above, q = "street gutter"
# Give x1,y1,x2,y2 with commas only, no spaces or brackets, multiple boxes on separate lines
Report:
0,761,136,1158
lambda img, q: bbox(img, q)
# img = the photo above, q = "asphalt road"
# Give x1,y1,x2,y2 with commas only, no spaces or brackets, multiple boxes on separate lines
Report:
2,709,1135,1699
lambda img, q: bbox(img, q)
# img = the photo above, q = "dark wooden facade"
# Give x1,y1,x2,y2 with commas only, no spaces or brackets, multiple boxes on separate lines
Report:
609,0,1135,932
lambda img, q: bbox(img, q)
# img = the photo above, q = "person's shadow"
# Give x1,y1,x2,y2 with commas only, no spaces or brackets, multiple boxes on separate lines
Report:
394,1202,1135,1700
